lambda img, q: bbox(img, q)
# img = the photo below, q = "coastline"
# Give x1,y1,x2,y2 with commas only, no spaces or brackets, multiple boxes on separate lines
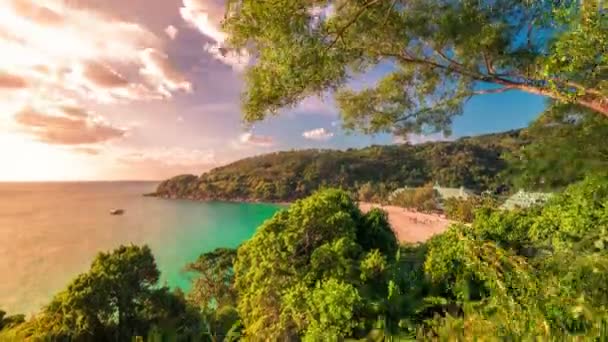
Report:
151,193,451,243
147,192,291,206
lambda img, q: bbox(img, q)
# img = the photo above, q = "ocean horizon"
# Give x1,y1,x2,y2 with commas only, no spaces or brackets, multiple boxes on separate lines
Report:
0,181,281,315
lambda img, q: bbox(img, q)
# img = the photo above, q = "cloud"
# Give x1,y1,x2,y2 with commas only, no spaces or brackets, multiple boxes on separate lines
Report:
116,147,217,179
394,132,453,145
9,0,64,27
0,0,189,105
13,105,126,145
165,25,178,40
179,0,226,43
78,62,129,88
179,0,250,71
0,71,28,89
119,147,216,166
203,42,250,72
239,132,275,147
292,96,338,116
140,48,192,96
59,105,89,119
72,146,101,155
302,128,334,141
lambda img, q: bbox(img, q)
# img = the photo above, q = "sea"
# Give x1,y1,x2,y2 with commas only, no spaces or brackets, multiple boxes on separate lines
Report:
0,181,282,315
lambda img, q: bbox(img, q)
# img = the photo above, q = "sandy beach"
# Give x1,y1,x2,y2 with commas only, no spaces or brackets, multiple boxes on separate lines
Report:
359,203,452,243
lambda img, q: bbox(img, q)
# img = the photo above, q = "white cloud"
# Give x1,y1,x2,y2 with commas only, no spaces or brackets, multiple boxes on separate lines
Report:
165,25,178,40
238,132,275,147
140,48,192,96
394,132,453,145
302,128,334,141
179,0,250,71
179,0,226,42
292,96,337,116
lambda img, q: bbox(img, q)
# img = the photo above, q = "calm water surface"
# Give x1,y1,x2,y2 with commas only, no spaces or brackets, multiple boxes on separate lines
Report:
0,182,281,315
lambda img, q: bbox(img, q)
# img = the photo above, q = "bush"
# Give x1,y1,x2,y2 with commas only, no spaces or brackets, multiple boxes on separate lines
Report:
389,185,440,212
444,195,498,223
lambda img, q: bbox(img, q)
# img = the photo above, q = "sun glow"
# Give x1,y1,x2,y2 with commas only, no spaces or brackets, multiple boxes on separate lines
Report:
0,133,100,181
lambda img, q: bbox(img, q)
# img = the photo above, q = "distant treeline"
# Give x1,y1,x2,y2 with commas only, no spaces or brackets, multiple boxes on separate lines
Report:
154,130,526,202
155,109,608,204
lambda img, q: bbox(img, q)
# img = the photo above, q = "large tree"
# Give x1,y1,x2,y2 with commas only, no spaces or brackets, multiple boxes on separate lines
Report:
234,188,398,340
22,245,201,341
222,0,607,135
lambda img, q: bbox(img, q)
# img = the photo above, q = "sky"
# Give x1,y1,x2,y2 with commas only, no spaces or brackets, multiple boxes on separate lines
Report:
0,0,547,181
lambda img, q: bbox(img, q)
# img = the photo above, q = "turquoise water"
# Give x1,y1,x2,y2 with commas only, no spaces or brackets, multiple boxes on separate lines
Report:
0,182,282,315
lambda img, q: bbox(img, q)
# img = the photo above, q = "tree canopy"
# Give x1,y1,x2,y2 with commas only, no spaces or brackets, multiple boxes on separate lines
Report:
222,0,607,134
155,130,523,202
234,188,397,340
10,245,201,341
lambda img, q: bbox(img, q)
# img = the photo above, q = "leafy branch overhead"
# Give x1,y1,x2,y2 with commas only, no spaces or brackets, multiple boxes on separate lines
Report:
223,0,607,135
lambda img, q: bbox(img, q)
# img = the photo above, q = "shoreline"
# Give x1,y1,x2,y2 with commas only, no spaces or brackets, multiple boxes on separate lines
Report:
150,193,451,243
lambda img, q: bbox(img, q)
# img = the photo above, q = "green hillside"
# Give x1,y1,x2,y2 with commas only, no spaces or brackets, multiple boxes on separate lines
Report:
154,130,526,202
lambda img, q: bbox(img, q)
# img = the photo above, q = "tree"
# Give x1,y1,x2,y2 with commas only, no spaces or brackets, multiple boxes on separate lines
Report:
506,103,608,190
0,310,24,331
233,188,397,340
186,248,238,312
24,245,201,341
222,0,607,136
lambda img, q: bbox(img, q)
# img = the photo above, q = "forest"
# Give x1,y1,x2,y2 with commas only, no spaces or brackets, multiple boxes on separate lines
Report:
154,130,522,202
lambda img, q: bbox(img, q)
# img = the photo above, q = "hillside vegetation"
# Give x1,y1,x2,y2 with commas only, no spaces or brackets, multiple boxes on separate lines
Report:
155,130,525,202
5,178,608,340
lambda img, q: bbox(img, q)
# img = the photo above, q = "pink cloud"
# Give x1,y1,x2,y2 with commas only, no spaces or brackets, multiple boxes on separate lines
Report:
165,25,178,40
0,71,27,88
79,62,129,88
13,105,126,145
140,48,192,96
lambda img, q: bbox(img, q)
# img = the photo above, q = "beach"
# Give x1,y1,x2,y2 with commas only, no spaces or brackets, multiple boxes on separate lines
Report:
359,203,452,243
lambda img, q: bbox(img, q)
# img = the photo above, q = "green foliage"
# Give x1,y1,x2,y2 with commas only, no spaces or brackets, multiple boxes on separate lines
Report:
389,184,441,213
156,174,199,198
506,105,608,191
223,0,608,132
185,247,237,312
233,188,397,339
155,130,521,202
15,245,203,341
356,181,389,204
9,178,608,340
0,310,24,331
444,195,498,223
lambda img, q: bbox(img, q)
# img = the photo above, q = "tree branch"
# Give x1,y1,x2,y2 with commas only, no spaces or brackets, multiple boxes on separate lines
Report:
483,52,495,74
382,52,608,117
326,0,381,51
393,87,516,124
